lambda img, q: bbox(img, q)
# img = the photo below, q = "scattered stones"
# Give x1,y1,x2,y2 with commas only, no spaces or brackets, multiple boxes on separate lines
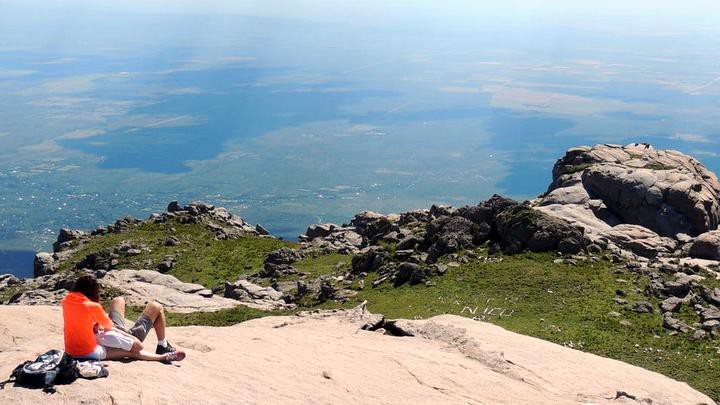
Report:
698,305,720,322
164,236,181,246
76,250,117,272
699,286,720,307
663,313,692,333
156,256,176,273
255,224,271,236
628,301,654,313
659,297,683,313
701,320,720,332
394,263,427,286
691,330,707,341
224,279,289,310
9,289,65,306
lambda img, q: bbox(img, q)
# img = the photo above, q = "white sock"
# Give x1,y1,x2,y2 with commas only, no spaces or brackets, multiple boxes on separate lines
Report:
158,339,168,347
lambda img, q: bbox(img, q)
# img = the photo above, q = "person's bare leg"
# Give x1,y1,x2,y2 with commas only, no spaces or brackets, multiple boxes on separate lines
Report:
103,346,167,362
141,301,166,341
109,297,126,318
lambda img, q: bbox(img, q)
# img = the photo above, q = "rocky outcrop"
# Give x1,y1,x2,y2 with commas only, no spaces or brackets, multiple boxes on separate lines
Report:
100,270,239,313
224,278,294,310
0,305,712,404
52,228,88,252
0,274,20,290
5,268,244,313
299,223,365,255
32,252,56,277
545,143,720,236
536,143,720,258
152,201,264,240
259,247,302,278
302,194,586,287
494,204,584,255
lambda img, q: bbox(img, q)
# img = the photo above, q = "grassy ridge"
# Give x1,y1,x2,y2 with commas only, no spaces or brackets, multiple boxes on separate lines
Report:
60,221,293,287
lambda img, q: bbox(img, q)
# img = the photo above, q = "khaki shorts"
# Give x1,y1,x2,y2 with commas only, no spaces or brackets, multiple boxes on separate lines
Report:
107,310,153,342
95,329,135,351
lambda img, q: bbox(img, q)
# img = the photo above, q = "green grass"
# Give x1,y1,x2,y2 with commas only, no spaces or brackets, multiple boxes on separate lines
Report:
123,305,274,327
292,253,351,280
0,286,24,304
644,162,675,171
60,220,293,288
564,162,593,174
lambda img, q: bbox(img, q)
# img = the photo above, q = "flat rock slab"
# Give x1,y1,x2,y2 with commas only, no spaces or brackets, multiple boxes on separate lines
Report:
102,270,241,313
0,306,712,404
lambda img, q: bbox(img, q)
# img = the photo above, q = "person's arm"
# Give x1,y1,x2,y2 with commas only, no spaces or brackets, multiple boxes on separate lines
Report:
89,302,113,331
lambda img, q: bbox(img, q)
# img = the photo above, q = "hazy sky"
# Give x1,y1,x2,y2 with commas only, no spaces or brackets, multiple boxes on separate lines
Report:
3,1,720,26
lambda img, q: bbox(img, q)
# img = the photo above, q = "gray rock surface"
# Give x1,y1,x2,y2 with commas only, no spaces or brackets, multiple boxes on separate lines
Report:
224,279,294,310
101,269,243,313
688,230,720,260
33,252,56,277
535,143,720,258
599,225,677,258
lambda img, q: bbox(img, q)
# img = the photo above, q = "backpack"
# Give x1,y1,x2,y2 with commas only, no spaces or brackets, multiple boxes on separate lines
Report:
0,349,78,393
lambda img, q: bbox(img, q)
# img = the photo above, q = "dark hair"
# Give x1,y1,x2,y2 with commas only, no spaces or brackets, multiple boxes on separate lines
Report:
72,274,101,303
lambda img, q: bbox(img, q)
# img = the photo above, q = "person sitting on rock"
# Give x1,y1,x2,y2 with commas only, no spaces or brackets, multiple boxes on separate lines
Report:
61,274,186,363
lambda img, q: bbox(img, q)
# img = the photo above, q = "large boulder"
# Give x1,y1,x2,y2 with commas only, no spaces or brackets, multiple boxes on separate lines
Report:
33,252,56,277
304,223,338,239
494,204,584,254
260,248,302,278
688,230,720,260
541,143,720,238
53,228,87,252
599,224,677,258
224,279,292,310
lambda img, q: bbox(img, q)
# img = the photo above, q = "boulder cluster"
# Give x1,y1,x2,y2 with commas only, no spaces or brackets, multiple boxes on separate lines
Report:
296,195,584,288
617,259,720,339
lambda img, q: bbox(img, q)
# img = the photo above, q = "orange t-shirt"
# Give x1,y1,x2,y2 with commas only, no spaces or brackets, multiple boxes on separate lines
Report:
61,291,113,356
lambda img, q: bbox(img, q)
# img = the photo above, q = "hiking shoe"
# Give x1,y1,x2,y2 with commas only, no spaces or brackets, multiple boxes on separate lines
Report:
163,350,186,363
156,341,177,355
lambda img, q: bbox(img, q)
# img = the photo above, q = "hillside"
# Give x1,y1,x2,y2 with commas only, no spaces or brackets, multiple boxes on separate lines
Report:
2,143,720,401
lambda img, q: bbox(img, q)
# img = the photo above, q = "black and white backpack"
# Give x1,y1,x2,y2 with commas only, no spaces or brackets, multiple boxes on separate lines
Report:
1,349,78,393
